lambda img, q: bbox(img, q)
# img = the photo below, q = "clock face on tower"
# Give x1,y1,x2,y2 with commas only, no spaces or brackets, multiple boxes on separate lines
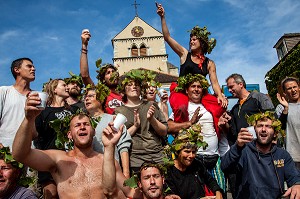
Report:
131,26,144,37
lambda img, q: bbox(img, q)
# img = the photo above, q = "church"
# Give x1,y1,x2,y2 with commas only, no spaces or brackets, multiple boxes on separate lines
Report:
111,0,179,89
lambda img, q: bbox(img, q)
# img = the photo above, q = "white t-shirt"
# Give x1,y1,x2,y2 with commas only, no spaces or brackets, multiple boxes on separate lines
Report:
0,86,27,148
170,102,219,156
276,103,300,162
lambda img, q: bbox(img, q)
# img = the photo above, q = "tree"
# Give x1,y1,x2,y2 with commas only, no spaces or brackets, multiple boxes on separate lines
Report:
265,43,300,105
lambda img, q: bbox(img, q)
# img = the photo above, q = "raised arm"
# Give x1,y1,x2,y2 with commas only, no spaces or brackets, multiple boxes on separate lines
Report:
102,123,142,198
102,122,123,198
12,92,57,172
156,3,187,62
207,60,227,108
80,30,94,86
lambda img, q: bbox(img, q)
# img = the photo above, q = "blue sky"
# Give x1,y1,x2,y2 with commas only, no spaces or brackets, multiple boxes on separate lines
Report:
1,0,299,94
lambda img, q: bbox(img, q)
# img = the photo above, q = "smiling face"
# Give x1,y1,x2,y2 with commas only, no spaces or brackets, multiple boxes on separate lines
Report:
283,80,300,103
54,80,69,99
177,147,196,169
255,118,275,147
186,81,203,103
0,160,20,197
138,167,164,199
146,86,157,101
189,36,201,52
68,115,95,149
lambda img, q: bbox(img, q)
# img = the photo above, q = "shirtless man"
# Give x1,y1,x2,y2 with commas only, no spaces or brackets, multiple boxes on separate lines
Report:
11,92,134,199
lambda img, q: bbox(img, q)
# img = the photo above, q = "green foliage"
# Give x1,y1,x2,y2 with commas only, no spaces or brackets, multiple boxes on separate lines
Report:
0,147,36,187
84,81,111,104
95,58,102,68
117,69,161,95
246,111,285,140
188,25,216,54
49,109,100,150
50,116,72,150
0,147,23,169
123,174,139,188
123,162,170,191
18,176,36,188
95,58,119,83
265,44,300,105
64,71,84,88
124,124,207,193
164,124,208,160
175,73,210,92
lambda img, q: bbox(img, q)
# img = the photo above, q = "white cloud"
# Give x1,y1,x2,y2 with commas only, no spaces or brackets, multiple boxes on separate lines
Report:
0,30,20,43
45,36,59,41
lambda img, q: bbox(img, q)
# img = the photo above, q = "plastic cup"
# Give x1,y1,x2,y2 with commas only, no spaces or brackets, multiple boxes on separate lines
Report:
31,91,48,110
158,89,167,98
247,126,257,139
82,29,90,33
113,113,127,131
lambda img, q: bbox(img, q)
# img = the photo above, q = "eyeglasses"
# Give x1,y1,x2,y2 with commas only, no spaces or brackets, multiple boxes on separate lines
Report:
84,94,96,99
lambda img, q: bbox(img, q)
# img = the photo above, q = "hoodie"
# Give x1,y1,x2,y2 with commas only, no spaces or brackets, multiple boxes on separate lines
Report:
228,91,274,145
221,141,300,199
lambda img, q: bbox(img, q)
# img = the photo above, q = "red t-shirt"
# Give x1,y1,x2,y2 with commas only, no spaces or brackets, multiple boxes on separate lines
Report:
105,90,123,114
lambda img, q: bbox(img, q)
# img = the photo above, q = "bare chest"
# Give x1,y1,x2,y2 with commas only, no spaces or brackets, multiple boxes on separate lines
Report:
54,157,105,198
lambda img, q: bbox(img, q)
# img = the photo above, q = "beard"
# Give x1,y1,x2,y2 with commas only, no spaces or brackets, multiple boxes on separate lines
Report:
256,133,274,146
106,81,118,89
142,186,162,199
69,88,81,98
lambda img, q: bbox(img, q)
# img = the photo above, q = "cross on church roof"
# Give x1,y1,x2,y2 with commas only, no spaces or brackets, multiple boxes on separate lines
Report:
132,0,140,17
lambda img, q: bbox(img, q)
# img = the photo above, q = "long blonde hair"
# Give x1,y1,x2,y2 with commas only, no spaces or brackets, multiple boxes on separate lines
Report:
44,79,63,106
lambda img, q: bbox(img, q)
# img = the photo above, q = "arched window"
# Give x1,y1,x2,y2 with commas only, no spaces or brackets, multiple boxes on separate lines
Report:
140,44,147,56
131,44,138,57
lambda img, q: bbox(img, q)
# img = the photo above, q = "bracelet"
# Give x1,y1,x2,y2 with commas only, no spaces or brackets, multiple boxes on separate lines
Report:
81,48,88,53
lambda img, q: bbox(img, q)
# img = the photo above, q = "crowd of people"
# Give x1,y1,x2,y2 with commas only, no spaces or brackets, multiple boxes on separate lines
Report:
1,3,300,199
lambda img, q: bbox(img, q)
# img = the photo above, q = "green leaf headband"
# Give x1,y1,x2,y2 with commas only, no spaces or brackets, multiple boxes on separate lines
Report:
64,71,84,88
117,69,160,94
83,81,111,103
124,124,208,190
165,124,208,158
49,109,100,150
188,25,216,54
95,58,119,83
123,161,171,190
0,146,36,187
0,146,23,169
246,111,285,138
175,73,210,92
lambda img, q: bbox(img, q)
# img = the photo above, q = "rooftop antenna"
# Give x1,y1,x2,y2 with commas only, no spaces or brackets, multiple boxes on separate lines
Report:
132,0,140,17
